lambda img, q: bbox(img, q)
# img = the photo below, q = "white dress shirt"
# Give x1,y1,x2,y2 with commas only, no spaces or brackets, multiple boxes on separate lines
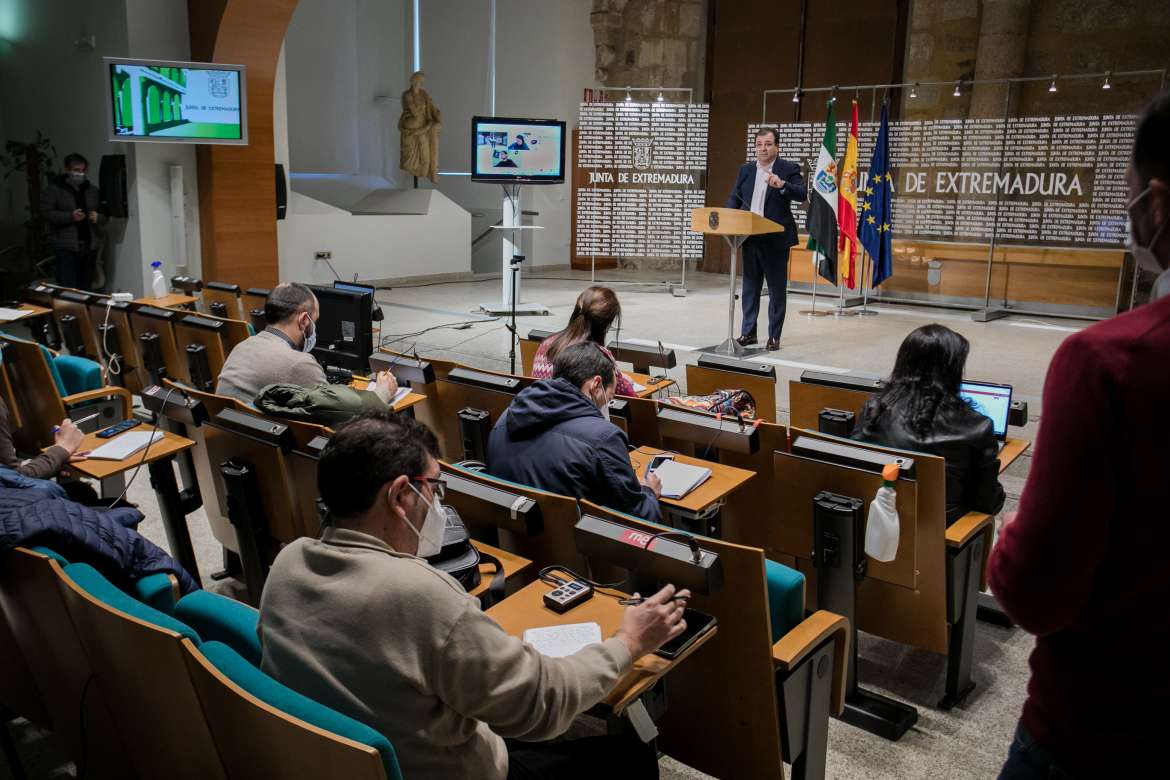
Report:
750,157,778,216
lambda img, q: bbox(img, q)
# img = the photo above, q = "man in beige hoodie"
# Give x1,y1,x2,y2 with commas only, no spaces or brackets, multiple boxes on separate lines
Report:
258,412,687,779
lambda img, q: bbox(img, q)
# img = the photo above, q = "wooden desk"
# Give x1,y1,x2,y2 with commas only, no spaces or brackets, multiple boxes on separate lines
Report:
627,372,676,399
348,378,428,415
486,579,715,714
468,541,532,598
2,304,52,321
628,446,755,517
66,424,202,585
135,293,199,310
999,437,1030,472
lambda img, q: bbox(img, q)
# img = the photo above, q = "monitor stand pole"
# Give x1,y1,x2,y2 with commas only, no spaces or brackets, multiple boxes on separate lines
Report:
479,183,549,317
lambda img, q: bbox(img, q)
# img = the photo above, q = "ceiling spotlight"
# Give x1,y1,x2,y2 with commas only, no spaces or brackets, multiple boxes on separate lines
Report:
792,90,800,103
1102,72,1112,90
624,88,632,103
1048,75,1058,93
909,82,919,99
656,91,664,102
952,80,961,98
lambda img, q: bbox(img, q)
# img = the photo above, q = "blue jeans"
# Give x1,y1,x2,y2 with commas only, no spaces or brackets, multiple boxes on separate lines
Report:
998,724,1077,779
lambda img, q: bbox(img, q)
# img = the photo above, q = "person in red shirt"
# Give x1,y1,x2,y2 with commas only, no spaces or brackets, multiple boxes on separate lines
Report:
989,92,1170,778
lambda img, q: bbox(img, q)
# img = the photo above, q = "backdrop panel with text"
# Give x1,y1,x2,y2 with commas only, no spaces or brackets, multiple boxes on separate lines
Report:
745,113,1134,315
572,102,710,270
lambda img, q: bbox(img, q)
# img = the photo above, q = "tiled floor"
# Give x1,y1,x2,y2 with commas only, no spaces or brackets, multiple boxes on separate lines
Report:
4,268,1082,779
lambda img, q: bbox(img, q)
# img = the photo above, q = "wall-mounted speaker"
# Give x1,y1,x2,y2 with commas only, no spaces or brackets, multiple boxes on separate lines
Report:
275,163,287,220
99,154,128,218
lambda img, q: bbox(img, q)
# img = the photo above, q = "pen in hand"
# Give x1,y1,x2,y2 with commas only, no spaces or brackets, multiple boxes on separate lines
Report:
619,595,689,606
52,411,99,434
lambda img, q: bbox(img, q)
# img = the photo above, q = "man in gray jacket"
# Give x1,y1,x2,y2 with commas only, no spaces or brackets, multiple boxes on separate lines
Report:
215,281,397,405
259,412,687,779
40,153,103,290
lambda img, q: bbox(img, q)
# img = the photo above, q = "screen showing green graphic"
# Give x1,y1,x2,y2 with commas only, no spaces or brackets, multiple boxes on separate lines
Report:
105,58,247,145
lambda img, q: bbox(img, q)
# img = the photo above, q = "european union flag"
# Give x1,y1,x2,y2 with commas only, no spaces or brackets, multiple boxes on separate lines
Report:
858,101,893,287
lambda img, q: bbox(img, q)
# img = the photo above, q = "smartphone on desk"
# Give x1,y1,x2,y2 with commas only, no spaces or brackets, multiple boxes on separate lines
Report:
644,453,674,478
653,608,717,660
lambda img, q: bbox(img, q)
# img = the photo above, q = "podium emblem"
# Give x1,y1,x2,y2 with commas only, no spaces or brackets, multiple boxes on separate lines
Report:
708,210,720,230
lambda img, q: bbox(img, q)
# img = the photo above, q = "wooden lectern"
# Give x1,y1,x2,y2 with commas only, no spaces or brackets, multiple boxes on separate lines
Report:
689,207,783,356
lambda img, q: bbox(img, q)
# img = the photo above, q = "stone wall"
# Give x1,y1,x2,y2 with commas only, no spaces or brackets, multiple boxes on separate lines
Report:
902,0,1169,120
590,0,707,97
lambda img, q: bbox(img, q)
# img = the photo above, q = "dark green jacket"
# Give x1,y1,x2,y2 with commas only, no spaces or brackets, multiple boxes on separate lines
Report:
254,383,388,428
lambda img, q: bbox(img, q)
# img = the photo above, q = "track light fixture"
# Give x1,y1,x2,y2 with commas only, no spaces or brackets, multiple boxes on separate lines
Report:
792,89,800,103
952,80,961,98
909,82,919,99
1048,75,1058,93
656,91,664,102
1102,72,1112,90
624,88,632,102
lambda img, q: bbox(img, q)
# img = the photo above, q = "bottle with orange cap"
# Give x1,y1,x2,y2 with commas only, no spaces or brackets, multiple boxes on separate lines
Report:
864,462,901,562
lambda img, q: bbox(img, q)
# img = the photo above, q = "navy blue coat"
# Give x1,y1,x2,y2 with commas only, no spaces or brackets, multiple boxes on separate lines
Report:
0,486,199,594
486,378,662,522
725,157,807,249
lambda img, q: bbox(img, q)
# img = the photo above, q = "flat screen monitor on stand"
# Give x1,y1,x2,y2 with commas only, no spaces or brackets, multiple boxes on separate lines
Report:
471,116,563,321
307,284,373,374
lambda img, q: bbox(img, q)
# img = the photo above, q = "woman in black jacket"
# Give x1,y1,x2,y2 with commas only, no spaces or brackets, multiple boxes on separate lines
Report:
852,324,1005,525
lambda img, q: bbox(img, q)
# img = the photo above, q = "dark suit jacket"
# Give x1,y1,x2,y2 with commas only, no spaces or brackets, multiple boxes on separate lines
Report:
725,158,807,249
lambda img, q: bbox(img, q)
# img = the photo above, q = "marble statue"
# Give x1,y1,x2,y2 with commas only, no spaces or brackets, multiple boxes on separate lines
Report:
399,71,441,183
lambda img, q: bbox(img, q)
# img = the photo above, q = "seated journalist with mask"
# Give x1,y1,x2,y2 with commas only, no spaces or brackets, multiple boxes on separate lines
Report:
258,412,687,779
215,281,397,406
486,341,663,522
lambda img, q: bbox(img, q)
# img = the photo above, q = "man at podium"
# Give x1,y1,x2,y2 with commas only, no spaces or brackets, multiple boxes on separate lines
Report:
725,128,806,350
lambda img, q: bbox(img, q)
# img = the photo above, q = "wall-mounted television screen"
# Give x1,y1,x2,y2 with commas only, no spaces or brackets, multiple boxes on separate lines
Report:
471,116,565,184
104,57,248,145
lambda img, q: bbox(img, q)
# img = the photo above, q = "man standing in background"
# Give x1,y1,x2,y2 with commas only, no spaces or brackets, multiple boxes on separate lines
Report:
40,153,103,290
725,128,806,351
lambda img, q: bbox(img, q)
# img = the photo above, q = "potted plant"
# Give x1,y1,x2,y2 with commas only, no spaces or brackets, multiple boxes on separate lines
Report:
0,130,58,275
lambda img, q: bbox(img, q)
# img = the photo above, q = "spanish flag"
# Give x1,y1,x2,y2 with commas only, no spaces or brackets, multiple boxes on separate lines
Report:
837,100,860,289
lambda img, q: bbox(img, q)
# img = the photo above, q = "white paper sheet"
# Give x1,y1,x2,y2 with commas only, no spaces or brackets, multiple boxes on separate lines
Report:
523,622,603,658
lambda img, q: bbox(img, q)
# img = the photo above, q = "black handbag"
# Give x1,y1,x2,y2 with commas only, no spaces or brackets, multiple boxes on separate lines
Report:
425,505,505,607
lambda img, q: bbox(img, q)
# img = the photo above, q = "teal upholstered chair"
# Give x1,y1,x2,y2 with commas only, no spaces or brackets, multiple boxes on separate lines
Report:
56,562,227,778
31,546,181,618
0,334,132,450
175,589,262,666
192,641,401,779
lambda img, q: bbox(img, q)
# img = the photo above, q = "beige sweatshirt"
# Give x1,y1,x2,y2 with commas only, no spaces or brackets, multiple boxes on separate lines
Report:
215,330,327,403
258,527,631,779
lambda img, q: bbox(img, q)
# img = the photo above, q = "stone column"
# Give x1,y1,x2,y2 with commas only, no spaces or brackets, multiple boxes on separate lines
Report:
969,0,1033,118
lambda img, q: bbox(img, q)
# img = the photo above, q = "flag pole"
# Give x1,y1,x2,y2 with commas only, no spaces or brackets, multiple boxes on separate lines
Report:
858,249,879,316
802,250,830,317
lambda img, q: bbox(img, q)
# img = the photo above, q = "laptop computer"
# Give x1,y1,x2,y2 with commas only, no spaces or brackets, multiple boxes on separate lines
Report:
960,380,1012,450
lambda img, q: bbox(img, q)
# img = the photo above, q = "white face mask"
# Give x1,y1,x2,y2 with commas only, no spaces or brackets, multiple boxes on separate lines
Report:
404,482,445,558
1126,186,1168,275
591,382,611,421
67,171,86,182
301,318,317,353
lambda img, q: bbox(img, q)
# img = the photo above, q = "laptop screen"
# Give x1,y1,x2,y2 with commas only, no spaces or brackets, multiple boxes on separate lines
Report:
960,381,1012,438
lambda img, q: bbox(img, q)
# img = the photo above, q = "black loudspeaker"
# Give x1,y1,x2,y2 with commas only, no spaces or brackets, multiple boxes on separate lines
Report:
275,163,287,220
99,154,128,218
818,408,855,437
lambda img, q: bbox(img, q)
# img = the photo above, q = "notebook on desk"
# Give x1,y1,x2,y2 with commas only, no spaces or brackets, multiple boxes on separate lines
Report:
652,459,711,499
87,430,163,461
